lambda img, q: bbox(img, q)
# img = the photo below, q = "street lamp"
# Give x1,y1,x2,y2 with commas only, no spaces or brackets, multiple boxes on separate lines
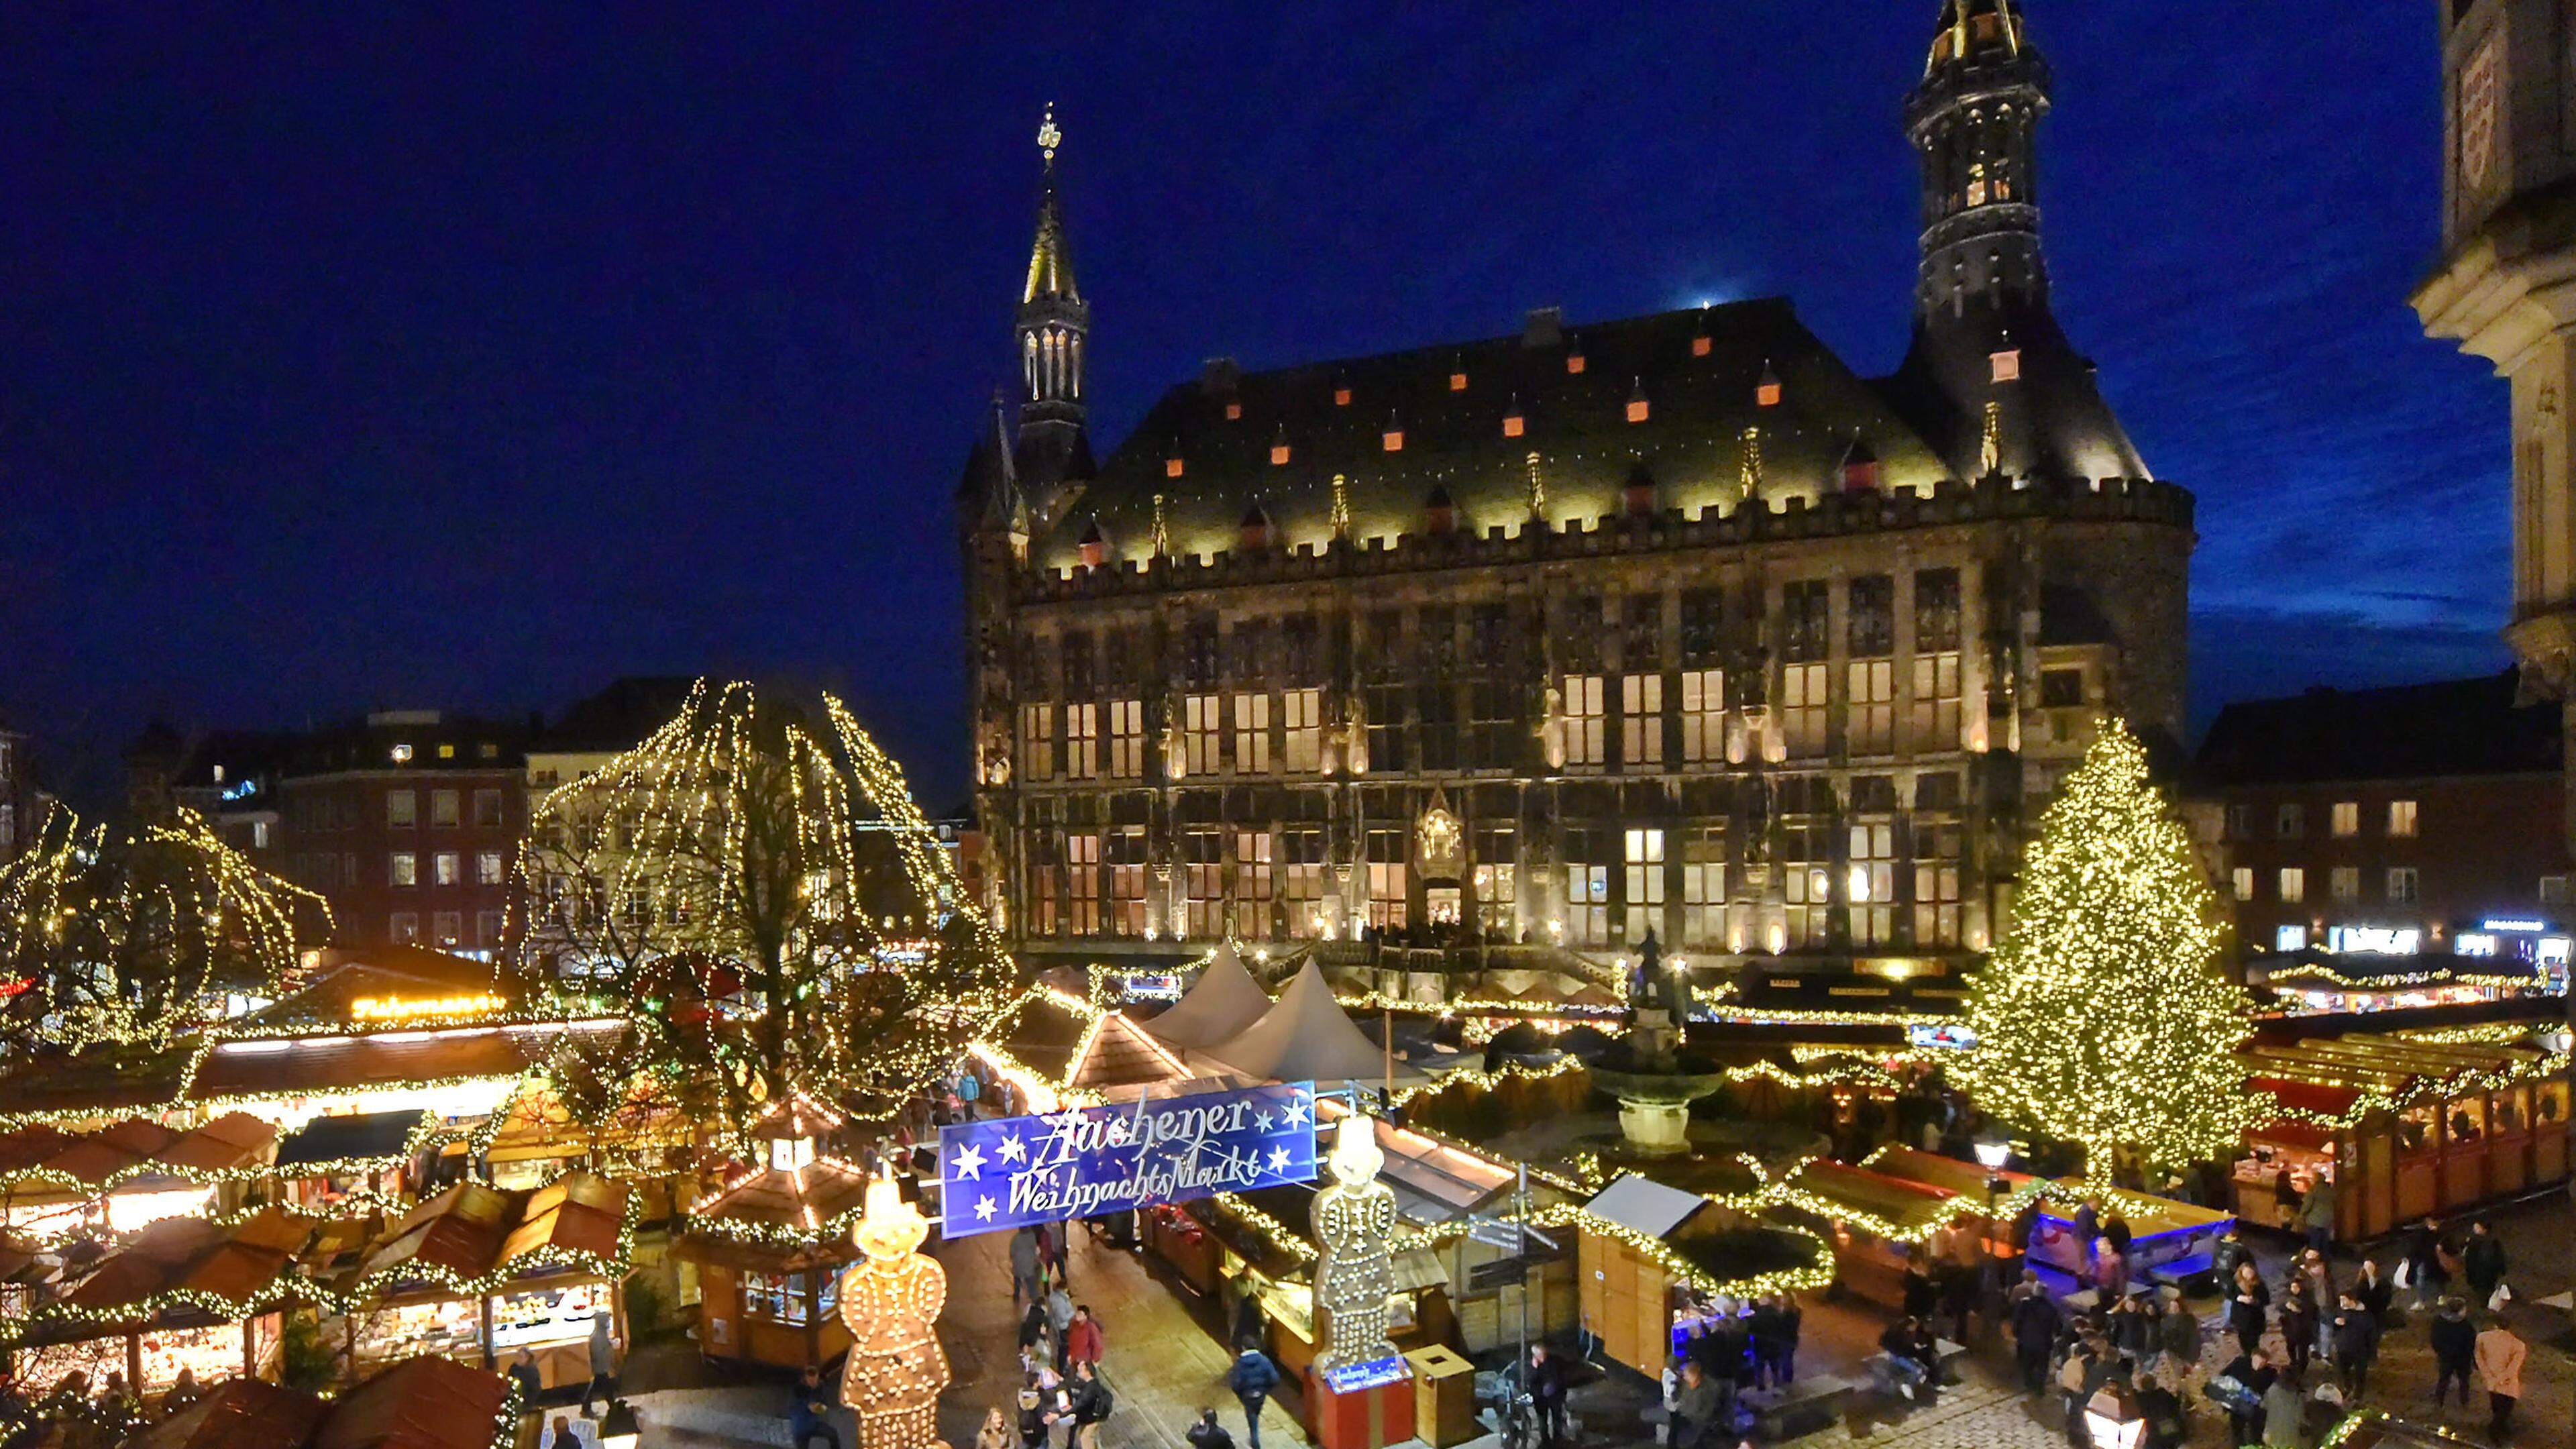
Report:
1973,1138,2012,1299
598,1399,641,1449
2082,1383,2145,1449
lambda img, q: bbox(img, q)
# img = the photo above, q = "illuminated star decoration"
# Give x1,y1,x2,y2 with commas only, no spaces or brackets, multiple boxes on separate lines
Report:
998,1134,1027,1165
952,1142,985,1181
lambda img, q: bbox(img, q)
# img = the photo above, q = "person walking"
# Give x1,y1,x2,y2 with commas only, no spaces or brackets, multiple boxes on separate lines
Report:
2402,1217,2448,1311
2353,1256,2393,1322
1226,1342,1281,1449
2228,1261,2271,1358
2212,1223,2253,1290
1067,1360,1112,1449
2461,1221,2507,1307
2298,1176,2337,1258
1010,1228,1042,1307
1185,1408,1235,1449
790,1364,841,1449
1670,1360,1723,1449
579,1313,620,1418
1065,1304,1104,1371
957,1067,982,1118
2328,1291,2378,1401
1526,1343,1568,1449
2008,1273,2059,1394
2427,1297,2475,1412
506,1348,543,1415
2474,1316,2525,1440
2155,1294,2198,1389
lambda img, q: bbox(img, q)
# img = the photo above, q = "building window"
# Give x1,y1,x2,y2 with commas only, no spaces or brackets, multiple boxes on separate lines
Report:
1106,700,1144,779
477,851,506,885
1284,829,1329,937
1107,828,1149,936
1621,674,1664,769
1679,669,1725,764
1563,860,1609,947
1058,703,1093,779
1066,833,1100,936
430,851,458,886
1562,675,1605,767
1782,663,1829,759
1233,693,1271,773
2544,875,2572,908
1021,704,1056,781
1782,580,1830,662
1782,818,1831,950
1912,818,1962,947
390,912,419,945
388,790,417,828
432,911,462,946
2387,867,2419,904
1283,688,1322,773
1366,828,1408,932
1848,821,1894,946
477,910,505,947
1623,828,1666,943
1473,823,1516,937
2330,866,2359,903
1235,830,1274,938
2277,804,2304,839
2039,669,2084,709
1680,828,1725,947
1847,659,1894,756
2275,924,2307,951
2387,800,2418,837
1990,349,2021,382
2279,867,2304,904
251,819,269,850
1183,830,1226,940
390,853,418,888
2330,801,2359,837
2227,804,2254,839
390,743,415,765
429,790,460,828
472,789,503,828
2232,867,2254,902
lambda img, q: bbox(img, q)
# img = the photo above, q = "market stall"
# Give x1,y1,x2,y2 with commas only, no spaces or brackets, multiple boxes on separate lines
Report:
672,1095,867,1373
0,1205,312,1397
266,1108,433,1210
1771,1157,1988,1309
2237,1028,2569,1240
126,1352,517,1449
1572,1173,1834,1378
0,1113,276,1238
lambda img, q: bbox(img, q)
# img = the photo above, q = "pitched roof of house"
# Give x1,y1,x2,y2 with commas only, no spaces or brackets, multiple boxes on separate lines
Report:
2194,669,2558,786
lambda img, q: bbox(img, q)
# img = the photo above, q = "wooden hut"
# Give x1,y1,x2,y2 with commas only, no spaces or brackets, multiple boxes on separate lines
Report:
671,1095,868,1373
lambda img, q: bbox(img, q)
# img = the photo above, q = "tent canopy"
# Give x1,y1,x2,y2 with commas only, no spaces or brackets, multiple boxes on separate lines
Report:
1200,959,1418,1087
1141,943,1273,1051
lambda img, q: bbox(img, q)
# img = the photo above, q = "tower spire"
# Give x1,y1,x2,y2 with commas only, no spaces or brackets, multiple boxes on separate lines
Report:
1014,102,1093,496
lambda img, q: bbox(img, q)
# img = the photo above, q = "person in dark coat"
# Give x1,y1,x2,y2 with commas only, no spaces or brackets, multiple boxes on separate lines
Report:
2135,1371,2186,1449
2353,1257,2394,1322
1185,1409,1235,1449
1901,1258,1940,1322
2403,1217,2449,1309
1746,1297,1787,1390
2329,1291,2379,1401
2427,1297,2477,1409
2279,1289,2318,1382
1226,1346,1281,1449
1878,1316,1939,1406
2228,1262,2271,1357
2217,1348,2275,1449
1670,1361,1723,1449
1525,1344,1569,1449
2462,1221,2507,1306
2211,1224,2253,1289
790,1366,840,1449
2010,1276,2061,1395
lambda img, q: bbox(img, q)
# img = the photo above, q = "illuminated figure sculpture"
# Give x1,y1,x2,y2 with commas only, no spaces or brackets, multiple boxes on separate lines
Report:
1310,1114,1399,1372
841,1173,951,1449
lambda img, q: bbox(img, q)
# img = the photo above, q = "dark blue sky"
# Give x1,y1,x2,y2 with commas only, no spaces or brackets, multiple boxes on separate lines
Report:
1,2,2508,805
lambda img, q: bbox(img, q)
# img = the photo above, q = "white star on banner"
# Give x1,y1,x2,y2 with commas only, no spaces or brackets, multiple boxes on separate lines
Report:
1269,1145,1293,1172
999,1134,1028,1165
953,1143,986,1181
1255,1110,1274,1132
976,1195,997,1222
1282,1097,1309,1126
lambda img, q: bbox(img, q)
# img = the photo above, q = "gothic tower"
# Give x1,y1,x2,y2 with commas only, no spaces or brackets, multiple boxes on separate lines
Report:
1884,0,2146,484
1015,105,1093,502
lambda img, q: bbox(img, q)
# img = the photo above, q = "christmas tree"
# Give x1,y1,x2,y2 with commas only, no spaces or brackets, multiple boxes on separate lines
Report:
1959,719,2258,1176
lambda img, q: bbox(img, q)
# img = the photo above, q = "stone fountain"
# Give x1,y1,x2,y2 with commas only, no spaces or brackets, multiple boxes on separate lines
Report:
1587,928,1731,1155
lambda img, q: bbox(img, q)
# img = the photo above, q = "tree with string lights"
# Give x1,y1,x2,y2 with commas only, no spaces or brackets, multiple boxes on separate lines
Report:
509,681,1016,1142
0,807,327,1055
1957,718,2261,1179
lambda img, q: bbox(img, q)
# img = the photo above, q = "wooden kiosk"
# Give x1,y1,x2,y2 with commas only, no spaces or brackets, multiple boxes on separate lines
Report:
673,1095,867,1373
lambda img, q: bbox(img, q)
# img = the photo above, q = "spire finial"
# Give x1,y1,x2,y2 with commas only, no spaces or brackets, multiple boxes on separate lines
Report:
1038,103,1062,166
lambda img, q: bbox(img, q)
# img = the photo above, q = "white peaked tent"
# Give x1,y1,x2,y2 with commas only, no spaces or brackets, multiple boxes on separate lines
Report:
1140,942,1274,1051
1200,959,1426,1087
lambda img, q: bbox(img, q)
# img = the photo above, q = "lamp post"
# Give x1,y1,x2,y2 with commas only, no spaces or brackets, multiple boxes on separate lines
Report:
1972,1138,2012,1304
598,1399,641,1449
2082,1382,2145,1449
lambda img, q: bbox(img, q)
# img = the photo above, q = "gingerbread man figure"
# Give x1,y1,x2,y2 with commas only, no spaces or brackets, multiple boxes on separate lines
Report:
840,1174,951,1449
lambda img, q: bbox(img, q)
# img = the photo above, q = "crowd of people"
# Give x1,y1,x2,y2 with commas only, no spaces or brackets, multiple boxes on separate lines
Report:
1656,1293,1805,1447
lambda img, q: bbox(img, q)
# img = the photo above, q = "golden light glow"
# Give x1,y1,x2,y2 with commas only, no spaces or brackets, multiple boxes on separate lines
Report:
350,992,504,1023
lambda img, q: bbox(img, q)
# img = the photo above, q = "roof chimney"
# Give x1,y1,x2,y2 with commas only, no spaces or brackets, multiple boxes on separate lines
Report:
1521,307,1564,349
1200,357,1241,395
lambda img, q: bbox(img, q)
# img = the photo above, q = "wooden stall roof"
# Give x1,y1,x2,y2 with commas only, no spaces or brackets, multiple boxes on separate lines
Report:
0,1112,277,1191
1860,1146,2045,1201
240,945,517,1034
684,1157,873,1236
125,1377,330,1449
192,1022,600,1100
988,989,1096,1083
0,1042,199,1123
1066,1013,1191,1092
273,1110,429,1171
123,1354,511,1449
347,1171,628,1298
1584,1173,1709,1238
1316,1099,1513,1226
2239,1029,2561,1112
2042,1180,2232,1238
1780,1159,1970,1240
41,1206,317,1334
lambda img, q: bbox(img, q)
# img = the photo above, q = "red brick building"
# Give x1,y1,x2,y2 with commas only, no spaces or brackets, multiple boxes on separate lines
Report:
174,712,531,957
2193,671,2575,971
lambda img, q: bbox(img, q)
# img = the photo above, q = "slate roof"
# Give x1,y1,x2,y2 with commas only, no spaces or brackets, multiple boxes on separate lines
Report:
2193,670,2559,787
1038,300,1950,570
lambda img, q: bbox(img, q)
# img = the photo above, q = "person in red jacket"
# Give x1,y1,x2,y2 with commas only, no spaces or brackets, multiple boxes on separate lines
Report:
1065,1305,1105,1369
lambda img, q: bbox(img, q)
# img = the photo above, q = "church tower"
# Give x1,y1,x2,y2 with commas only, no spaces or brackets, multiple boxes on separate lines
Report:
1014,105,1093,502
1885,0,2146,484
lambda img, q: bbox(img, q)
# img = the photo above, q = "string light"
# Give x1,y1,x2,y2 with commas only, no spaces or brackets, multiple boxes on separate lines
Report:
1955,721,2262,1176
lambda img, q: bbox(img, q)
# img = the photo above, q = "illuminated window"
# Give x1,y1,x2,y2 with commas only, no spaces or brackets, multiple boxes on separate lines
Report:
1847,659,1894,756
429,851,456,887
1107,828,1149,936
1281,688,1322,772
1626,396,1650,423
1502,412,1524,438
1680,830,1725,947
1848,821,1894,945
1067,703,1101,779
431,790,460,828
1564,858,1609,947
1020,703,1056,781
2275,924,2307,951
2330,801,2359,837
388,790,417,829
2330,866,2359,902
1782,810,1831,949
1450,370,1468,392
1680,669,1725,763
2387,867,2419,904
1621,674,1664,769
1283,829,1328,937
2279,867,2305,904
1166,456,1185,478
437,743,456,761
2387,800,2418,837
1782,663,1829,759
1271,443,1291,466
390,853,417,888
1562,675,1605,767
1184,830,1226,939
1692,335,1712,358
390,912,419,945
478,851,506,886
1473,822,1517,936
1067,833,1100,936
390,743,415,765
1184,694,1223,775
1334,386,1352,407
1235,830,1273,938
2277,804,2304,839
1366,827,1408,932
1566,352,1586,375
1912,568,1964,750
1106,700,1144,779
1382,427,1403,452
1224,400,1242,421
1990,348,2020,382
2231,867,2254,902
1913,818,1962,947
1234,692,1272,773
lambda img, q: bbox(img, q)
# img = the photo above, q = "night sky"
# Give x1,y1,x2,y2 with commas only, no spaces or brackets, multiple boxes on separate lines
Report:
1,3,2508,808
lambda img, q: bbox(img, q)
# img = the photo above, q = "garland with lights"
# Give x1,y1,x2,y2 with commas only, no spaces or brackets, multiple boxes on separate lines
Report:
1955,721,2263,1177
2257,1046,2567,1132
2259,962,2543,992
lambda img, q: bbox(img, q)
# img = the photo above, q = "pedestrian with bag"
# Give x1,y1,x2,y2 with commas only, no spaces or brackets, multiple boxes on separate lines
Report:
579,1313,620,1419
2462,1221,2507,1307
2135,1370,2186,1449
1066,1360,1111,1449
1226,1342,1280,1449
2401,1217,2447,1311
2474,1316,2524,1440
2328,1291,2378,1401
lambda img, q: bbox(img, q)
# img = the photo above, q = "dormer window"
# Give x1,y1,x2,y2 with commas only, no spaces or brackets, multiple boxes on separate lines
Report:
1841,438,1882,492
1425,486,1456,535
1625,380,1650,424
1270,425,1291,466
1503,412,1525,439
1756,362,1782,408
1990,349,2021,382
1239,504,1274,551
1224,400,1242,421
1566,350,1587,376
1077,522,1108,568
1450,370,1468,392
390,743,415,765
1166,455,1185,478
1692,335,1712,358
1383,413,1404,452
1334,386,1352,407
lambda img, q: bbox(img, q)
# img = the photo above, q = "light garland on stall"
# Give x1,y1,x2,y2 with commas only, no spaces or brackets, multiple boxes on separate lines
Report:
2259,1046,2568,1132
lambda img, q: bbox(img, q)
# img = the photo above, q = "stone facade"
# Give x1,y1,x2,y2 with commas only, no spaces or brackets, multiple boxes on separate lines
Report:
959,2,2193,976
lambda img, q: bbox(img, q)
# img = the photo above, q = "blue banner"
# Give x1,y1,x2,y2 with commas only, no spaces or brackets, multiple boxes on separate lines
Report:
937,1082,1318,1238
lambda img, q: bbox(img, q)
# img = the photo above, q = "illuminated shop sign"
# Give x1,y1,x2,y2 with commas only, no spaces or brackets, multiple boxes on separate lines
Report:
350,992,504,1022
1906,1022,1980,1051
937,1081,1317,1238
2326,926,2419,956
2477,918,2549,934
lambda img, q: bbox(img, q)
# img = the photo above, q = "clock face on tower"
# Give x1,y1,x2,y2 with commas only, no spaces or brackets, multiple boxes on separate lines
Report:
2461,28,2503,197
